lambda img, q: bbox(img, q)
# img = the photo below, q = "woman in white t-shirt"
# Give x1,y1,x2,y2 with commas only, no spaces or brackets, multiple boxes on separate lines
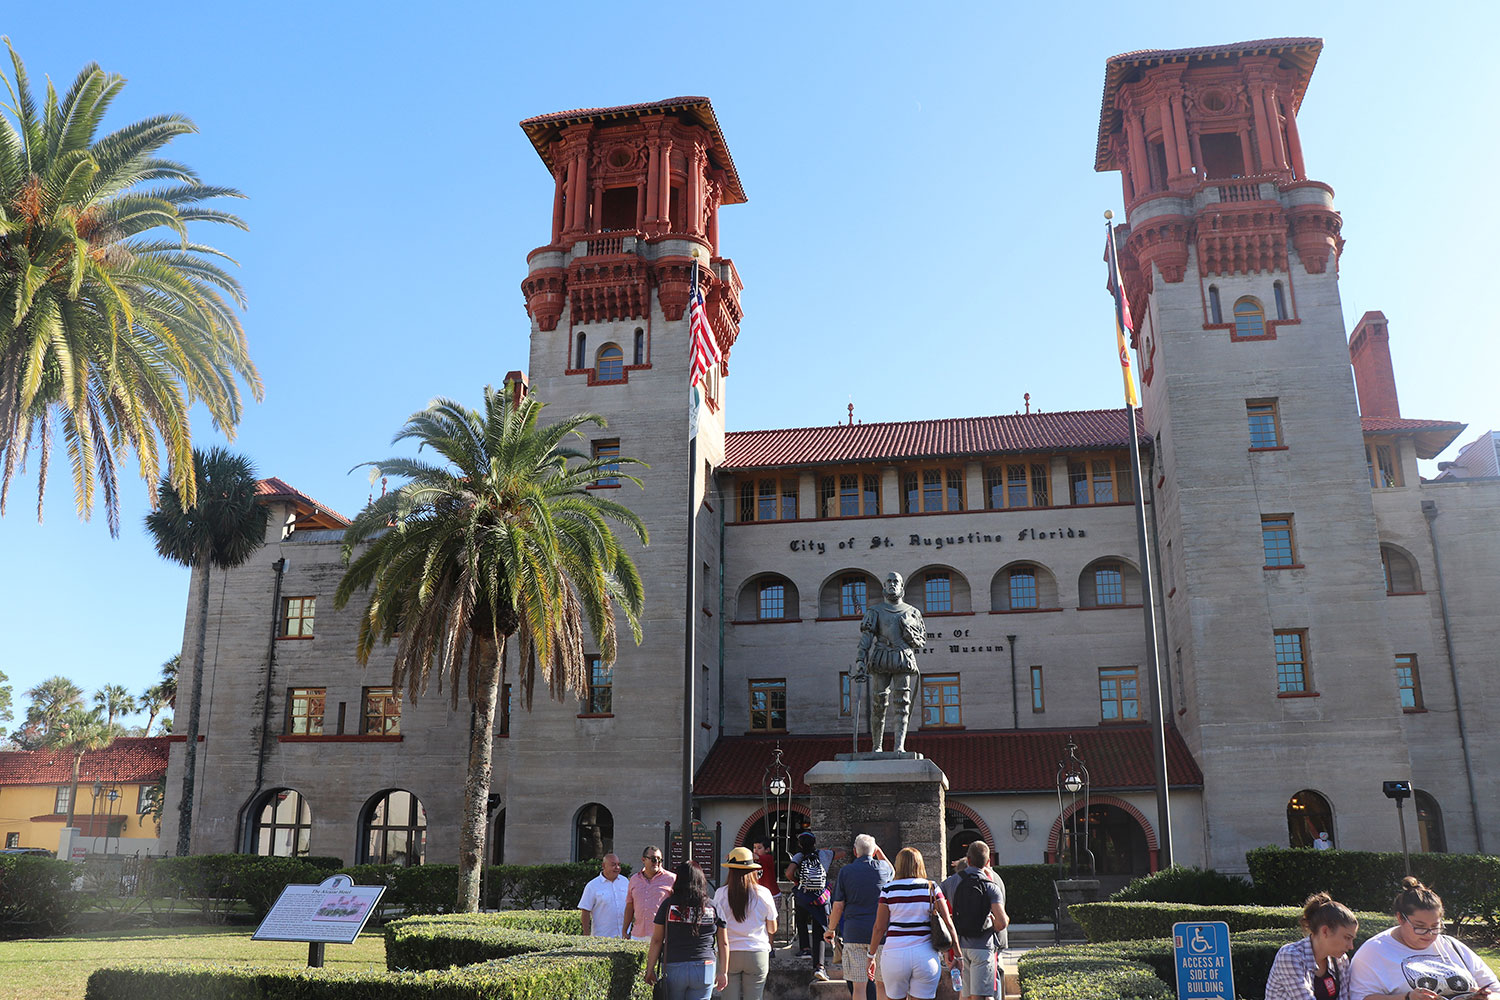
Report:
1348,877,1498,1000
712,847,779,1000
866,846,958,1000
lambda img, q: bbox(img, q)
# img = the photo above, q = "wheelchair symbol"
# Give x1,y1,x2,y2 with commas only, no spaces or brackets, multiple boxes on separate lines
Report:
1189,927,1212,953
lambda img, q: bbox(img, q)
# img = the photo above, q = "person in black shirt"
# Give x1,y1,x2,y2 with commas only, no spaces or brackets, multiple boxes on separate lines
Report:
644,861,729,1000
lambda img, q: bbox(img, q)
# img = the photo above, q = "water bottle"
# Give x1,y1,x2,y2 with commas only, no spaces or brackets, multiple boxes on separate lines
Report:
950,963,962,994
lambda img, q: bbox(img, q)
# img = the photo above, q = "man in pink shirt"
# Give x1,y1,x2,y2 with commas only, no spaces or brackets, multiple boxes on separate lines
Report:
620,844,676,941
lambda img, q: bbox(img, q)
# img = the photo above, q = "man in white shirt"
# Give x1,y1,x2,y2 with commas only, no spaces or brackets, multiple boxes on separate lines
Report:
577,853,628,936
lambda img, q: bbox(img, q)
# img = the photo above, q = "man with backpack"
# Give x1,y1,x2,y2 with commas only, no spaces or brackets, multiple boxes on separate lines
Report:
940,841,1009,1000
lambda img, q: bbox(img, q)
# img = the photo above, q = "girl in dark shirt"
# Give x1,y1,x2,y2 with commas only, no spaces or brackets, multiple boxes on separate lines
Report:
644,862,729,1000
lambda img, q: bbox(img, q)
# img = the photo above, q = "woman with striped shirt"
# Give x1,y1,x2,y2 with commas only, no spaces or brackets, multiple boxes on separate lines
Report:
867,847,958,1000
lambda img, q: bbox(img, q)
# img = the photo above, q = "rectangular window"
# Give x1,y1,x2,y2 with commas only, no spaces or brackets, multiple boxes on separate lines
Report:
1274,630,1309,693
280,596,315,638
1261,515,1297,567
1094,564,1124,605
1031,666,1045,712
923,573,951,613
1067,454,1132,505
362,686,401,735
498,683,512,736
137,784,160,815
1395,654,1423,711
1009,569,1038,609
781,481,798,520
1091,459,1115,503
1366,441,1402,488
758,583,786,620
839,575,867,616
839,671,852,717
921,673,961,728
586,656,613,714
985,461,1051,509
593,439,620,487
4,833,17,849
749,679,787,732
1099,667,1139,721
818,471,879,517
55,786,71,815
1247,400,1282,448
287,687,326,735
756,478,778,521
904,466,965,513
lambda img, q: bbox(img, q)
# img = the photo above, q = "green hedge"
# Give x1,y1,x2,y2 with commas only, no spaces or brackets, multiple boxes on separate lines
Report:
994,864,1062,923
0,855,84,938
1247,847,1500,925
1111,865,1255,905
1069,901,1390,943
152,855,341,920
386,914,588,971
87,920,650,999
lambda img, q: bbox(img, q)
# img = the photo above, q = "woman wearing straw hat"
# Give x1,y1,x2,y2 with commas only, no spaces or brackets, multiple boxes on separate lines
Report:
713,847,780,1000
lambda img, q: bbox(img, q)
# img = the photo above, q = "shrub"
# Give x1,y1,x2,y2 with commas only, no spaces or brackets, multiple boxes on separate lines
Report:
0,855,85,938
993,864,1061,923
1111,865,1254,905
505,861,627,910
1246,847,1500,928
1018,945,1173,1000
152,855,335,920
1070,901,1389,943
385,914,584,970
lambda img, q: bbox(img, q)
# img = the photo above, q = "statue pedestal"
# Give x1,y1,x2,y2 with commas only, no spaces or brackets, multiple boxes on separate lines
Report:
805,757,949,875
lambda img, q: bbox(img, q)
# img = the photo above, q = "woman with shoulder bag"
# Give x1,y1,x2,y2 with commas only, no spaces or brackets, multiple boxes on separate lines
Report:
644,862,729,1000
866,847,958,1000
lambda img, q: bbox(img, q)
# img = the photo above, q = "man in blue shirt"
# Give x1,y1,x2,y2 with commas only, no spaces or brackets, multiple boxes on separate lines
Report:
824,834,893,999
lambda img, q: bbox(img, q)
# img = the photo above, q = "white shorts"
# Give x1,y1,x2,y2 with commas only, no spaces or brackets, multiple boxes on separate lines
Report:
880,944,941,999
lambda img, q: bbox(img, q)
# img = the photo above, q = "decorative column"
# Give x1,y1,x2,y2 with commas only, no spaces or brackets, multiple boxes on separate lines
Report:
1125,111,1150,196
1248,83,1274,172
1170,94,1192,176
550,165,565,244
1284,104,1307,179
659,138,674,232
644,140,661,228
1261,87,1288,171
591,177,604,234
1159,100,1180,181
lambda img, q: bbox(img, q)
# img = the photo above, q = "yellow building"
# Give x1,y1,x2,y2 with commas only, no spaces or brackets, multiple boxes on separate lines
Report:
0,737,170,856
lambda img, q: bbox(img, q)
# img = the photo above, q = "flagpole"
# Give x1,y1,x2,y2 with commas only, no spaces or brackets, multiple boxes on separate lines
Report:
1106,211,1174,867
681,255,701,861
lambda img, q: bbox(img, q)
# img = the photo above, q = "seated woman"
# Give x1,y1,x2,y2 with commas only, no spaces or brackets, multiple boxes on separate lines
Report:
1265,892,1358,1000
1348,877,1498,1000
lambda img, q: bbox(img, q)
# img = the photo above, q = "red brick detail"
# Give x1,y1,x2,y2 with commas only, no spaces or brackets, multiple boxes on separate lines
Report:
734,802,811,852
1287,203,1343,274
1045,794,1161,873
1125,216,1190,284
945,801,996,853
1349,310,1400,419
1196,205,1288,275
522,267,567,332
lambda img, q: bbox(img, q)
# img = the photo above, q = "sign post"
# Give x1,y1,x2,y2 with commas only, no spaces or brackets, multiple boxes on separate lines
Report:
254,874,386,968
1173,921,1234,1000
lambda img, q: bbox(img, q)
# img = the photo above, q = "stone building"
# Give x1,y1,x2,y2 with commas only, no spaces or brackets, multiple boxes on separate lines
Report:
161,40,1499,879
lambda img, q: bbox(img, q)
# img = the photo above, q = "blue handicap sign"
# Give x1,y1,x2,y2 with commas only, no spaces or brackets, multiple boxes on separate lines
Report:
1173,921,1234,1000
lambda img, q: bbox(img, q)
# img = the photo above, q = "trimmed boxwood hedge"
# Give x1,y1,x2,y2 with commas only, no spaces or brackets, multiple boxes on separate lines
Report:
993,864,1063,923
386,914,589,971
1247,847,1500,925
1111,865,1255,905
1070,900,1389,943
86,915,650,1000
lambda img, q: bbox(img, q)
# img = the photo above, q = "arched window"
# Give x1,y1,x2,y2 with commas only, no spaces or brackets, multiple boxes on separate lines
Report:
1381,545,1421,594
1273,281,1288,320
250,788,312,857
1079,559,1140,607
1233,297,1266,338
945,809,982,862
362,789,427,865
633,329,645,366
1009,567,1036,609
841,575,867,616
1208,286,1223,324
1286,789,1333,848
759,583,786,619
491,808,506,865
923,573,951,613
991,563,1059,612
737,574,799,621
574,802,613,861
575,332,587,371
819,570,877,618
596,344,624,381
1415,791,1446,853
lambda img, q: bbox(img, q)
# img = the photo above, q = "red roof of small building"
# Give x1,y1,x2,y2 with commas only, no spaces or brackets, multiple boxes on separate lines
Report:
0,736,171,786
1361,416,1467,460
722,409,1145,471
694,726,1202,797
255,477,349,528
519,96,746,205
1096,38,1323,171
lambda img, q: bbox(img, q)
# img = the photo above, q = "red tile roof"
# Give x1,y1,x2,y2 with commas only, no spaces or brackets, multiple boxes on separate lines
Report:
255,477,349,527
1361,416,1467,460
0,737,171,786
1096,38,1322,171
722,409,1145,471
693,726,1202,797
519,97,746,205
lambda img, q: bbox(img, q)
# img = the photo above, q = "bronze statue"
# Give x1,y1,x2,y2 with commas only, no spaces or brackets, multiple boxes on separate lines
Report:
854,572,925,753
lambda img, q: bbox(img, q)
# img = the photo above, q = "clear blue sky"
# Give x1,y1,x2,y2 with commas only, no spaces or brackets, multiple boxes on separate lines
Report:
2,1,1495,729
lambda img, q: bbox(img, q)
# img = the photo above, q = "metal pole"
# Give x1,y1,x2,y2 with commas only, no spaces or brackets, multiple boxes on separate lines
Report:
682,262,702,859
307,942,325,968
1007,635,1019,729
1396,798,1411,876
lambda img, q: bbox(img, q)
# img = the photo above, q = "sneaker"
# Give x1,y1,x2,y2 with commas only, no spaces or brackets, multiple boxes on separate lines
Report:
799,949,812,959
812,968,830,982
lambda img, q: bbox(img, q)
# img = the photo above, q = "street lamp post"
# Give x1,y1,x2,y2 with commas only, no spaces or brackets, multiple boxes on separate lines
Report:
1055,737,1091,877
763,744,792,941
1383,780,1413,876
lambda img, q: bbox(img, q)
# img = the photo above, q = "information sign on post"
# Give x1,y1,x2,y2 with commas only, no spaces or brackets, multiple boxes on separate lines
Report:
254,874,386,967
1173,921,1234,1000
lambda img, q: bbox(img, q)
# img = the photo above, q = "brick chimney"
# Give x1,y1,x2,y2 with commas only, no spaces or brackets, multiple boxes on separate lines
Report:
1349,311,1400,419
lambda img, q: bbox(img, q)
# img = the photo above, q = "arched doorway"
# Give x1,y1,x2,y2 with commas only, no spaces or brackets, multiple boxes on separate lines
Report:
946,809,982,866
491,808,506,865
1415,791,1446,853
739,806,810,872
247,788,311,857
574,802,613,861
1287,789,1334,848
1081,804,1149,877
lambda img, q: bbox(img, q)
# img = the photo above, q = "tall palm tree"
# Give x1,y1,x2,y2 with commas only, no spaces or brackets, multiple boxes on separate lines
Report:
23,675,83,734
138,653,177,735
336,383,647,911
144,446,267,855
0,41,261,535
94,684,136,728
47,705,119,829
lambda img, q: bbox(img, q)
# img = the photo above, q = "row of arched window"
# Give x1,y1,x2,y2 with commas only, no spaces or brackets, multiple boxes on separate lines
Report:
574,330,646,379
1208,285,1289,337
1288,788,1446,853
736,560,1143,621
248,787,427,865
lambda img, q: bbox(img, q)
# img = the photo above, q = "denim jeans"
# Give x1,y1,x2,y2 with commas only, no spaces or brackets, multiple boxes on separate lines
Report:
663,958,716,1000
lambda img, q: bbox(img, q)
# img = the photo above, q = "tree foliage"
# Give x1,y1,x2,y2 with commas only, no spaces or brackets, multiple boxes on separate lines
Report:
0,39,261,534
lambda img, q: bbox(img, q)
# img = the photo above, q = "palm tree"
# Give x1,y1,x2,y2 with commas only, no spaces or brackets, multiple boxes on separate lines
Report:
336,383,647,911
47,705,119,829
144,446,267,855
23,675,83,734
0,41,262,535
139,654,178,736
94,684,136,728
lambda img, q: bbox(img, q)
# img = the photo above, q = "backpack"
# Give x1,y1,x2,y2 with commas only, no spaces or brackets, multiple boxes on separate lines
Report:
950,870,993,938
796,853,829,906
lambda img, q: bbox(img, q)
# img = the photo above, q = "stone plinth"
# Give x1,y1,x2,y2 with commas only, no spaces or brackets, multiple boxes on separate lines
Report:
805,758,949,875
1052,878,1102,942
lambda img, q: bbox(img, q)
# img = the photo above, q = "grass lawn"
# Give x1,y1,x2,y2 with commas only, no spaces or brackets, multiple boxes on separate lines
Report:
0,925,386,1000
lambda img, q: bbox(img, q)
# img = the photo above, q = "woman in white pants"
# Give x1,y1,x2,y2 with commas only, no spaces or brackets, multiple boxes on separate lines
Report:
712,847,780,1000
867,848,958,1000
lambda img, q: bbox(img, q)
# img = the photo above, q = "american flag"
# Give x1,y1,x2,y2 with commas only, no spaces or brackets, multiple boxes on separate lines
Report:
688,261,720,389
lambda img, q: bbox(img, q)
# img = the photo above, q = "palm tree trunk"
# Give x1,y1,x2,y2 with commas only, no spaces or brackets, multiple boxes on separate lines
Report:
176,555,212,856
457,636,504,912
144,707,159,736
